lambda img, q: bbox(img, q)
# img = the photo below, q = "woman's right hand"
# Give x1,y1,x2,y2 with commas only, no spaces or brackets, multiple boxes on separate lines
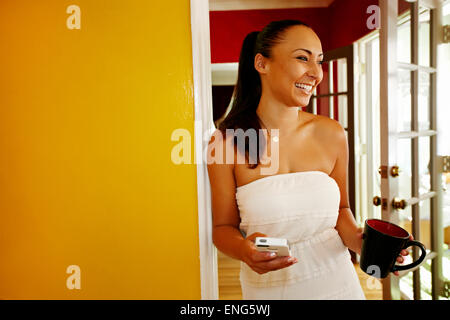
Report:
240,232,298,275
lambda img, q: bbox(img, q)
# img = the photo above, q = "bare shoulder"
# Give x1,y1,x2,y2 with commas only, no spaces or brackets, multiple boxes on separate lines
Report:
207,128,235,147
310,113,346,141
207,129,236,166
207,129,240,229
208,128,224,145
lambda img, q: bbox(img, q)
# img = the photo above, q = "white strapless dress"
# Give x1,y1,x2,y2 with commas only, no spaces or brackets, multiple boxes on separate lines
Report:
236,171,366,300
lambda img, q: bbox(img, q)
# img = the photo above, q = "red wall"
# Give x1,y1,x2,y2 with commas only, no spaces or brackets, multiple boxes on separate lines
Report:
209,0,380,63
326,0,379,50
210,8,329,63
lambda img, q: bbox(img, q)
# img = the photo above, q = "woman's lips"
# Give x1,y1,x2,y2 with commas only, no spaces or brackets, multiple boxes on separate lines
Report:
295,82,314,94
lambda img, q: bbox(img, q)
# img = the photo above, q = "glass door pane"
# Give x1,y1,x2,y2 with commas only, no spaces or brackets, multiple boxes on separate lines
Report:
418,7,431,67
397,138,412,200
419,263,433,300
418,136,431,194
336,58,348,92
398,0,411,63
311,58,348,124
418,71,431,130
337,95,348,129
400,273,414,299
397,137,413,252
398,69,412,131
419,198,432,254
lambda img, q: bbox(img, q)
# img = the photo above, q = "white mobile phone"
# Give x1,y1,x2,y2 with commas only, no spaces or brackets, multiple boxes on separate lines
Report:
255,237,291,257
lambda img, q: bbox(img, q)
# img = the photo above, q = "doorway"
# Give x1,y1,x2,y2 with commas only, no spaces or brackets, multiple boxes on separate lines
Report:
191,0,449,300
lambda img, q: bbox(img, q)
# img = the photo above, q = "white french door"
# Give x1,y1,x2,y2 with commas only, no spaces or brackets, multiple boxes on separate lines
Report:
377,0,446,300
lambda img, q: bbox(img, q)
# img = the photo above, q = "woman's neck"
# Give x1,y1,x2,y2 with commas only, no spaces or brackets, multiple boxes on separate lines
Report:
255,94,305,134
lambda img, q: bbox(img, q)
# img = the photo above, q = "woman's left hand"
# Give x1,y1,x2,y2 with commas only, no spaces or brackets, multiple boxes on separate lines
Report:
392,235,414,276
356,229,412,276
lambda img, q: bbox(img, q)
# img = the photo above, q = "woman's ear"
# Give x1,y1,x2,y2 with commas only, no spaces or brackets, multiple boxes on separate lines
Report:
254,53,269,74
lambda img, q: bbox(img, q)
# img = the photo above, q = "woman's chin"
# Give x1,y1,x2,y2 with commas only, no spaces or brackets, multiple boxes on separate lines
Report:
293,97,311,108
286,94,311,108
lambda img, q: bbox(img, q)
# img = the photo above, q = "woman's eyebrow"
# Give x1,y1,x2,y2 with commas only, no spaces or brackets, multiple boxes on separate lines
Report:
292,48,324,57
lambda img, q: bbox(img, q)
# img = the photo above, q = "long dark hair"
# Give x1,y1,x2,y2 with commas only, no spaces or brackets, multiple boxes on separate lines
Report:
217,20,310,169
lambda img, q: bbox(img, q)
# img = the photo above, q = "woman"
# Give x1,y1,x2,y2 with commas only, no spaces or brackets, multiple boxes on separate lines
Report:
207,20,409,300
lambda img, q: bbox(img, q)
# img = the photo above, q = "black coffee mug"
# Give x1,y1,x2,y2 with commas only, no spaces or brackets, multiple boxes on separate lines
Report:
360,219,427,279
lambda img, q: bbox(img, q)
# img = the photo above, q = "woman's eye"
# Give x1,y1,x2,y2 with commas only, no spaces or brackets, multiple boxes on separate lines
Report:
296,56,308,61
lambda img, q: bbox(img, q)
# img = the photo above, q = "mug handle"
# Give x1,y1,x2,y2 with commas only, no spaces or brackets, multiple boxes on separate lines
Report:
392,240,427,272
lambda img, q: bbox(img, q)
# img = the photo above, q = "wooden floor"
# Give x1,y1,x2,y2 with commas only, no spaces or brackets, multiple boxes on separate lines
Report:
218,251,383,300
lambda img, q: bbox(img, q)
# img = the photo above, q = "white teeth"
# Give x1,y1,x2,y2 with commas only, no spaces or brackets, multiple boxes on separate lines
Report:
295,83,313,91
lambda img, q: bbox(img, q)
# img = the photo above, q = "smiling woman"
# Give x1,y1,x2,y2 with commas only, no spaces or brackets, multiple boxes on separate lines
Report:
217,20,324,168
253,25,324,109
207,20,370,300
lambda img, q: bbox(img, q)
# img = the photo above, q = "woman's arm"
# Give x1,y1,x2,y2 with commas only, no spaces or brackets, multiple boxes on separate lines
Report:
328,121,411,272
329,122,363,255
336,208,363,255
207,130,297,273
207,130,246,261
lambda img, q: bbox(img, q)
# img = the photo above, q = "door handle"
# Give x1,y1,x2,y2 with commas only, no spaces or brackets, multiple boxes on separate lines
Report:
390,165,400,177
373,196,381,206
392,198,407,210
378,165,400,177
373,196,406,210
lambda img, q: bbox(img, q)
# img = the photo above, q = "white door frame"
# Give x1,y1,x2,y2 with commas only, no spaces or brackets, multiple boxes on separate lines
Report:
190,0,219,300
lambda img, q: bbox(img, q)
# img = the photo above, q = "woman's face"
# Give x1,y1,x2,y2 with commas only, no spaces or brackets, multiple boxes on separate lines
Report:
257,25,324,108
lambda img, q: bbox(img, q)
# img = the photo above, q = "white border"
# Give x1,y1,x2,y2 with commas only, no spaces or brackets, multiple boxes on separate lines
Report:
190,0,219,300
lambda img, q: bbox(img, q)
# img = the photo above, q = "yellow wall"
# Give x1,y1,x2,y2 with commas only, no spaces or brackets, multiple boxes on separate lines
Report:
0,0,200,299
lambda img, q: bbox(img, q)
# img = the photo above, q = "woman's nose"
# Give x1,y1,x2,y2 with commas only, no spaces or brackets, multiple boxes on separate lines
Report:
306,60,323,81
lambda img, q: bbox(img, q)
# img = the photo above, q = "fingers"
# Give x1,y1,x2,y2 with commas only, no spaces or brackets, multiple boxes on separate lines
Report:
244,233,298,274
251,251,278,262
393,250,409,276
396,249,410,263
251,256,298,274
246,232,268,242
393,247,412,276
263,256,298,272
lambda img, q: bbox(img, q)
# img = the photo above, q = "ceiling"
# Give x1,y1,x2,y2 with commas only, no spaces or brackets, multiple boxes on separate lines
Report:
209,0,336,11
